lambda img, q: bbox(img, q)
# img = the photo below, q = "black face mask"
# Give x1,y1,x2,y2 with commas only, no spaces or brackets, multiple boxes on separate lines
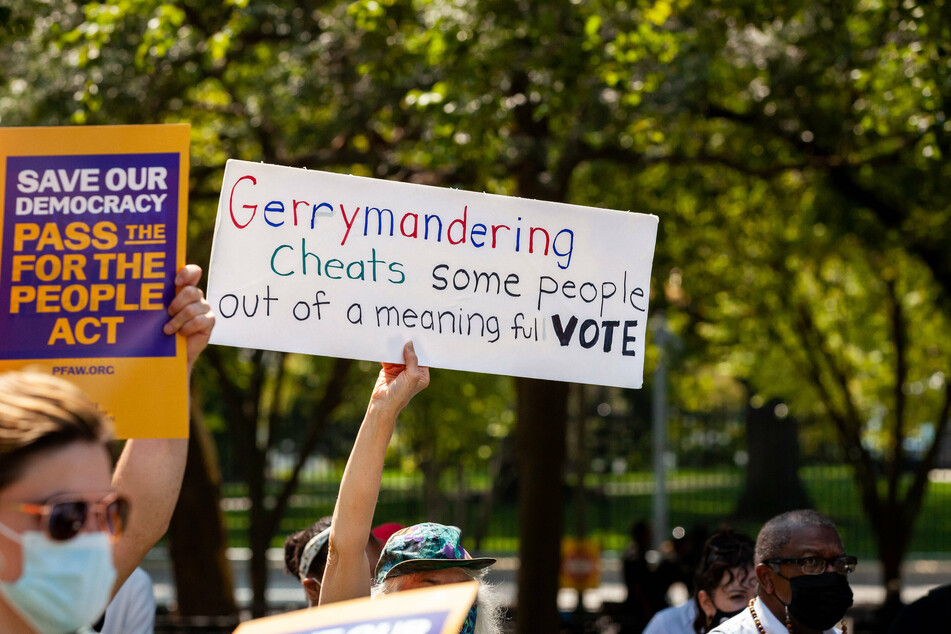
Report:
782,572,853,631
711,606,744,628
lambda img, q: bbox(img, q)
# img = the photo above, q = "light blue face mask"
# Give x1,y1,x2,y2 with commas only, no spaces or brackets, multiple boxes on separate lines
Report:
0,522,116,634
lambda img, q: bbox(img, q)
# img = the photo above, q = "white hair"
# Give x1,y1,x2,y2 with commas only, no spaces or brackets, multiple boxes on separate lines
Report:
371,567,504,634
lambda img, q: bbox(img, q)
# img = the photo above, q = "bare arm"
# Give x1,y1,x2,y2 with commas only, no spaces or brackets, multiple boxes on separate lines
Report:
110,264,215,592
319,342,429,605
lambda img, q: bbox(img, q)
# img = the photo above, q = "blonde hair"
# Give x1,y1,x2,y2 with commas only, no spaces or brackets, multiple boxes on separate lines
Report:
0,371,112,490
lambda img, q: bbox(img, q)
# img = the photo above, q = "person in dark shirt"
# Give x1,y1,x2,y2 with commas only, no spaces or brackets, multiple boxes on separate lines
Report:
888,583,951,632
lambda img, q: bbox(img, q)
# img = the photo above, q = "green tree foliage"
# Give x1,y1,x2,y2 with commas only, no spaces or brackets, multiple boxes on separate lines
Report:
199,347,359,617
647,161,951,600
641,1,951,604
673,0,951,294
391,369,515,524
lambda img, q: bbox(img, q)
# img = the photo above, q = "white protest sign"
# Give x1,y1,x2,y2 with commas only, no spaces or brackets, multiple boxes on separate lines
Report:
207,160,658,388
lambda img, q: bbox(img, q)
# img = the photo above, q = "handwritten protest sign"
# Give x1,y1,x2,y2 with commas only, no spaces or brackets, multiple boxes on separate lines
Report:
233,581,478,634
207,160,657,388
0,124,190,437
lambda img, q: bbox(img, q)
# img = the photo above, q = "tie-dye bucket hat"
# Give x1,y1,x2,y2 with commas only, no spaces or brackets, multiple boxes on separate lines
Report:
374,522,496,584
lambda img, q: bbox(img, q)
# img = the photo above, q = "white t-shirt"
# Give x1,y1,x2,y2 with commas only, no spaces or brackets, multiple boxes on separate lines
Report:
78,567,155,634
643,601,698,634
709,597,840,634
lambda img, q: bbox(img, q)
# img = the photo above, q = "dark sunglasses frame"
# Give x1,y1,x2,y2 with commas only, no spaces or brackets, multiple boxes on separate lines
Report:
763,555,858,575
1,492,130,541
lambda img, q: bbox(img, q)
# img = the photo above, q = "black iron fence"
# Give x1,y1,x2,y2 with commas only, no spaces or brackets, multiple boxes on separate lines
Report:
214,406,951,561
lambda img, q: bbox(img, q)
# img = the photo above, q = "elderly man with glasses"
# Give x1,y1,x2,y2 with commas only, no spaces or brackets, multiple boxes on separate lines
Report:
710,509,855,634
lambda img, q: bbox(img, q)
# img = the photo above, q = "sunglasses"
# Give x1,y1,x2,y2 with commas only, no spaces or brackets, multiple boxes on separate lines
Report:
1,492,130,541
764,555,858,576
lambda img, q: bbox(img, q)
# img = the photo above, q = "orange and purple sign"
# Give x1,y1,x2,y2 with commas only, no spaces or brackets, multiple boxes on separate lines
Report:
0,124,190,438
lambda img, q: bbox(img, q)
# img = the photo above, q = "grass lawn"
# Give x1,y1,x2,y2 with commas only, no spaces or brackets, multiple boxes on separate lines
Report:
221,465,951,560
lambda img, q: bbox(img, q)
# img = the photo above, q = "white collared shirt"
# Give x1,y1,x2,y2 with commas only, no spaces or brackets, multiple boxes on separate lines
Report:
709,596,840,634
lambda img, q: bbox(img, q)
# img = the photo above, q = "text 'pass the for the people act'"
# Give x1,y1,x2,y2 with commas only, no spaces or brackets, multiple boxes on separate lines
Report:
0,124,190,437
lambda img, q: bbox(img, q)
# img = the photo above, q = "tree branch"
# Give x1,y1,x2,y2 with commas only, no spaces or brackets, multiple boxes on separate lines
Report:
264,357,354,539
885,278,907,512
902,379,951,529
789,302,883,522
264,352,289,453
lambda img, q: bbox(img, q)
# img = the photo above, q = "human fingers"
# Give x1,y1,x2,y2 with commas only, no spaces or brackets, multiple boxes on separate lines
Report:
174,264,203,287
176,307,216,338
166,264,205,319
183,308,216,369
164,286,207,335
381,363,407,382
399,341,429,394
380,341,418,381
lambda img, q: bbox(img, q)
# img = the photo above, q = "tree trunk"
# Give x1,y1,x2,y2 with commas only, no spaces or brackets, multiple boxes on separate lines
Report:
878,527,905,610
453,461,468,534
515,377,569,634
421,456,446,521
735,396,811,520
249,525,270,618
168,415,238,619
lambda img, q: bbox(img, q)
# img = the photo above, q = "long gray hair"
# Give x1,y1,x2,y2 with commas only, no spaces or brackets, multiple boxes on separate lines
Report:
371,568,504,634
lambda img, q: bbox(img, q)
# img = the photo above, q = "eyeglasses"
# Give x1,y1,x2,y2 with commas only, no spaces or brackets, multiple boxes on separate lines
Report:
1,492,130,541
764,555,857,576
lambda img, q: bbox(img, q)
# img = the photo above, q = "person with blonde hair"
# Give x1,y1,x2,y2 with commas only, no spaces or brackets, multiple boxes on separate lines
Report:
0,264,214,634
